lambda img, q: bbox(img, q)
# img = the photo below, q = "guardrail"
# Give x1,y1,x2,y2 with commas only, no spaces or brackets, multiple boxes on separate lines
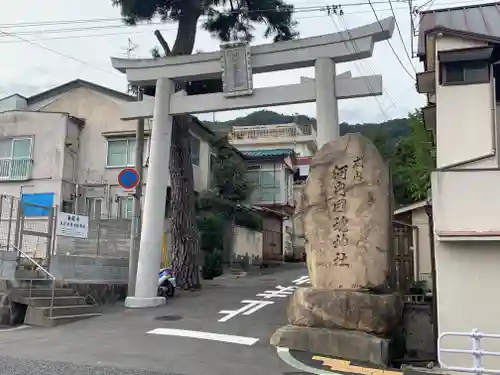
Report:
13,245,56,318
438,329,500,374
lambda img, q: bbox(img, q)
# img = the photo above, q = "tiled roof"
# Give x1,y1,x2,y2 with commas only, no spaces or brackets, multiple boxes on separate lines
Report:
241,148,295,158
418,2,500,57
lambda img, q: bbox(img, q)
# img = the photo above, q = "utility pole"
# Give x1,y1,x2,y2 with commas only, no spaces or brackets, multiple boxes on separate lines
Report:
128,87,144,296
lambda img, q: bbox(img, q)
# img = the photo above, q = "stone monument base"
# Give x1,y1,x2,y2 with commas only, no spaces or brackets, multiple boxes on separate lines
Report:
288,288,403,335
270,288,403,367
271,324,390,366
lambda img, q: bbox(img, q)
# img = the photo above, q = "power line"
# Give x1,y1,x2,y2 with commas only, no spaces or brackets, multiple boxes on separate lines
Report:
387,0,416,73
327,13,393,121
0,0,480,30
0,28,119,77
367,0,416,81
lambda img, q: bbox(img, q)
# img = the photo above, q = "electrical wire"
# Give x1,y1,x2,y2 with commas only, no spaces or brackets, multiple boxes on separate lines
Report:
367,0,416,81
0,28,119,77
328,14,392,121
387,0,416,73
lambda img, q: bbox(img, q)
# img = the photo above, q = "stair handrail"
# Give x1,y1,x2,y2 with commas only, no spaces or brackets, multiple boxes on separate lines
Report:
12,245,56,318
12,245,55,280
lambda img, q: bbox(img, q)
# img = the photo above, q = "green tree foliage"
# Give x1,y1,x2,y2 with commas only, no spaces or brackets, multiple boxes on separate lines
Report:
113,0,299,289
391,111,434,204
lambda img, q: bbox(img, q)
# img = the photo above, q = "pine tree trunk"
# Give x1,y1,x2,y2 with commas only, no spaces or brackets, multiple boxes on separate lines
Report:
167,0,202,290
170,115,201,289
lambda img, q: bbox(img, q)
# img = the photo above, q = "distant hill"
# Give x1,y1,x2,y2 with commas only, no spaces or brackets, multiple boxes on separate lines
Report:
203,110,411,150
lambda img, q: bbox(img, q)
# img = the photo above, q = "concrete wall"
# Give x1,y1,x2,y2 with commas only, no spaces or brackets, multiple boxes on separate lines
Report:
402,302,435,362
411,208,432,287
0,251,18,280
57,219,131,258
232,225,262,265
49,254,128,283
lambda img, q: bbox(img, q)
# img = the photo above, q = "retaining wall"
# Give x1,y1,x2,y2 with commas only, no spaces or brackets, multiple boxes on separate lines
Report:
49,255,129,283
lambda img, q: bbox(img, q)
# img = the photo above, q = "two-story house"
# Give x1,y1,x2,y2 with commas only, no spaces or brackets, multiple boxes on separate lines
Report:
0,79,215,257
416,2,500,369
228,123,316,261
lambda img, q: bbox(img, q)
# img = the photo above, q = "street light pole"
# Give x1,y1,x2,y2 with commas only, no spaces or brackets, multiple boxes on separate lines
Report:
128,87,144,296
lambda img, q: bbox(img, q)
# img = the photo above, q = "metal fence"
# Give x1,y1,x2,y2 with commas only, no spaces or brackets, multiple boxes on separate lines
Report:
0,195,54,259
438,329,500,374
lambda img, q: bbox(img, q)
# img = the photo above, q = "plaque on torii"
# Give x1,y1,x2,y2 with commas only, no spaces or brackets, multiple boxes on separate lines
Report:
220,41,253,97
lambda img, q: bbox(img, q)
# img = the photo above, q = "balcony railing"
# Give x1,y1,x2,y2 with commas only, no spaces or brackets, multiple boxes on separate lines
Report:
230,124,315,141
0,158,32,181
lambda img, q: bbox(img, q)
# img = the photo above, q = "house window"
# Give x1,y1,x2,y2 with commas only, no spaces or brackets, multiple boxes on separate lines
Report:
441,60,490,85
119,196,134,219
85,197,102,219
106,138,136,168
190,135,200,167
0,137,32,180
247,168,282,203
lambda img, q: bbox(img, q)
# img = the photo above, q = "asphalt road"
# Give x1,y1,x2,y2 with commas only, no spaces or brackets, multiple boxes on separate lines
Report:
0,265,309,375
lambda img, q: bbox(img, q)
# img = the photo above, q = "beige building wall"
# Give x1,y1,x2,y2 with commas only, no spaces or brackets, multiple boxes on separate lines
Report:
411,207,432,287
31,86,212,217
0,110,70,203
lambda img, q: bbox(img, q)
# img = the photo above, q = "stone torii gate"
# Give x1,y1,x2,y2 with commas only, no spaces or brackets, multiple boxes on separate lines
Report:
111,16,395,308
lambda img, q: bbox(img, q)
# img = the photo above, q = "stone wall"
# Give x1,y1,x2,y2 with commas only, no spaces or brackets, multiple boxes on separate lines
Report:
49,255,128,283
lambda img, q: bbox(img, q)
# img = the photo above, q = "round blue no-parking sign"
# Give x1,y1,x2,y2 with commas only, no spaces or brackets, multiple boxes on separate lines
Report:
118,168,140,189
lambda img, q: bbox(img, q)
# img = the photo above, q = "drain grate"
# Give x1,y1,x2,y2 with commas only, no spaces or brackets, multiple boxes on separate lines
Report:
155,315,183,321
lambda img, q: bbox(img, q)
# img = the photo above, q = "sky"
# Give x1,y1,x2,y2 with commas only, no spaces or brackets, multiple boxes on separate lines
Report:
0,0,491,124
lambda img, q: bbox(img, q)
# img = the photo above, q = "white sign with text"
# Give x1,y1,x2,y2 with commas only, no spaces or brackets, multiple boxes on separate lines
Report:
56,212,89,239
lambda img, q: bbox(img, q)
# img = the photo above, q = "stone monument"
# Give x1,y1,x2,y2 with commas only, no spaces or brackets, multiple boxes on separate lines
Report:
271,133,403,367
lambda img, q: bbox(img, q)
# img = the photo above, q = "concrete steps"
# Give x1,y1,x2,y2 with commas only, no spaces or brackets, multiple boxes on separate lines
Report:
9,261,102,327
9,282,102,327
24,304,101,327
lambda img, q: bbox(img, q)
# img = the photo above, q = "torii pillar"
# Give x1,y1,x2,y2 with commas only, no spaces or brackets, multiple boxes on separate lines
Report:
315,58,340,147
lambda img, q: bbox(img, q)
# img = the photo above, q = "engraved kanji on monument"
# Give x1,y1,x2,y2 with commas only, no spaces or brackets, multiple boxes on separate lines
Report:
297,133,391,290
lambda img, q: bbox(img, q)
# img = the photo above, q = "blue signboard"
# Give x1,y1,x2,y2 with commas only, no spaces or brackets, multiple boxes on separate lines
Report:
21,193,54,217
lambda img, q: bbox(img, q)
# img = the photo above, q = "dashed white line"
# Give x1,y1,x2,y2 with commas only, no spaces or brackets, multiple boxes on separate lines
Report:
147,328,259,346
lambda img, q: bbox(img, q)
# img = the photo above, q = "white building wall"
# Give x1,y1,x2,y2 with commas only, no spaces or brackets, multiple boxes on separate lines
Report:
432,34,500,369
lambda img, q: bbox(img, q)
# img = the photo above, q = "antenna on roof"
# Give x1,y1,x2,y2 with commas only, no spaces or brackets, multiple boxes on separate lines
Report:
121,38,139,58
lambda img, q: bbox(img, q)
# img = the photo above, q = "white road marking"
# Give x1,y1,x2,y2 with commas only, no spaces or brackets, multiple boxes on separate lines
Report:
216,275,310,323
256,285,297,299
218,299,274,322
292,275,311,285
147,328,259,346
